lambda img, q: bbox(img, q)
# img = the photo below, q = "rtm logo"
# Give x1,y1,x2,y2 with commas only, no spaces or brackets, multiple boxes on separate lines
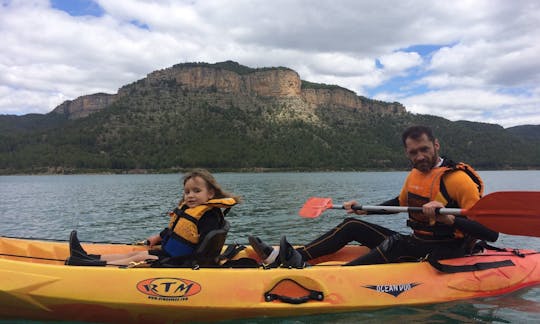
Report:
137,277,202,298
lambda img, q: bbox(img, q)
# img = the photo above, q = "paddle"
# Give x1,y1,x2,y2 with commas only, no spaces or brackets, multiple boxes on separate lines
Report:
298,191,540,237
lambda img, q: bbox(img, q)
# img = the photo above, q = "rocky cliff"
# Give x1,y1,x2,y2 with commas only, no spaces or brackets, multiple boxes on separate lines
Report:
52,61,405,119
121,64,302,97
52,93,116,119
302,88,403,114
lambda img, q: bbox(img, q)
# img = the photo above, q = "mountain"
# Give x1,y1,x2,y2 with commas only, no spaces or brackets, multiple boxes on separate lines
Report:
1,61,539,174
49,61,404,120
507,125,540,142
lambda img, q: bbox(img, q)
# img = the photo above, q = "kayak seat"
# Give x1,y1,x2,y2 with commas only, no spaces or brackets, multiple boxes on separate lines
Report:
192,220,231,267
150,220,231,268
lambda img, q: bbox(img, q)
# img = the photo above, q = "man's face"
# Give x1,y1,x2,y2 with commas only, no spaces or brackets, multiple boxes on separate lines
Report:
404,134,440,173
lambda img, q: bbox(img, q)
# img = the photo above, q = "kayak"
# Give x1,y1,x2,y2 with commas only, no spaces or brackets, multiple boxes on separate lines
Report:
1,235,539,323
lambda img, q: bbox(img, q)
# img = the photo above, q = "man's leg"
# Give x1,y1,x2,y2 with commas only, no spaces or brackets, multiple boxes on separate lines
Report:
298,217,397,261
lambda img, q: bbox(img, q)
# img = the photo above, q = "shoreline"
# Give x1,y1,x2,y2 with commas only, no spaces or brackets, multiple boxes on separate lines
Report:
2,166,539,176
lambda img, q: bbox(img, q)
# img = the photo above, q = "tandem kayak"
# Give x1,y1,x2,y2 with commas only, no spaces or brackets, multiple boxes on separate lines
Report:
1,235,539,323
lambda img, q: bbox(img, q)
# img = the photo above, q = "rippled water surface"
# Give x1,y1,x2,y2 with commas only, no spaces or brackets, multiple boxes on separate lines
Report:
1,170,539,323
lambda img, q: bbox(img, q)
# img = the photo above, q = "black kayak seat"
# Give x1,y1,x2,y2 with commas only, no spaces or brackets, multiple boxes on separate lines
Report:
192,220,230,267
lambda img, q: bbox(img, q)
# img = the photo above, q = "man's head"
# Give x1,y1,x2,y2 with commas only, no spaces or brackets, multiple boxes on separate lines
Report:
401,125,440,173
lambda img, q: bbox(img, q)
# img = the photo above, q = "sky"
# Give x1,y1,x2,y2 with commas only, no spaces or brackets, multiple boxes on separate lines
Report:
1,0,539,128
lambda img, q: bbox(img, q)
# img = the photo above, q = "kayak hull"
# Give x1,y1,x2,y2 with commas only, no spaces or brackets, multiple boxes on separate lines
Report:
1,236,539,323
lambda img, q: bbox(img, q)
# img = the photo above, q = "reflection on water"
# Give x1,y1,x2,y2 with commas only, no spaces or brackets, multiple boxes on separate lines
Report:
1,170,539,323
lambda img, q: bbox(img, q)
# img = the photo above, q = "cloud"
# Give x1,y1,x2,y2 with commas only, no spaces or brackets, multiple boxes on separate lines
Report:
379,51,422,74
0,0,539,128
389,88,540,126
429,40,540,88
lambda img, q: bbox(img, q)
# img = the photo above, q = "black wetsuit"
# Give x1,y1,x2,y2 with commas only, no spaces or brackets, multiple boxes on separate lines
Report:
296,197,498,266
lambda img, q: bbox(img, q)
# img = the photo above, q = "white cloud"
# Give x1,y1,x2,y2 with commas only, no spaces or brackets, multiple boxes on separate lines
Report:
307,53,375,77
0,85,68,115
0,0,538,128
420,73,485,89
379,52,422,74
395,89,540,127
429,39,540,88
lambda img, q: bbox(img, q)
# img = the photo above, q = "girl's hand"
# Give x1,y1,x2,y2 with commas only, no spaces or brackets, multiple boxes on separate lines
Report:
343,200,367,215
146,234,162,247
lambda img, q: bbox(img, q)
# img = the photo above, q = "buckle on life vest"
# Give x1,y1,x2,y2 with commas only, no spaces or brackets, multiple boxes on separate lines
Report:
126,260,152,268
413,229,434,236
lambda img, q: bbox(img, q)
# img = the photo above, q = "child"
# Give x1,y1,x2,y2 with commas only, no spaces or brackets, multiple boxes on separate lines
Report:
66,169,240,266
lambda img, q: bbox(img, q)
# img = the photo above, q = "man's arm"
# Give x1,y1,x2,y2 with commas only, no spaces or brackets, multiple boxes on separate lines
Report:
443,171,481,209
431,211,499,242
428,170,499,241
453,217,499,242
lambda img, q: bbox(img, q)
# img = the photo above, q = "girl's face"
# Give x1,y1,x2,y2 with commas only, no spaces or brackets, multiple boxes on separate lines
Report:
183,176,215,208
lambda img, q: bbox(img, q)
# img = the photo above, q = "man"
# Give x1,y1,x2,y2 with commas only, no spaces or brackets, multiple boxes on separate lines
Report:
250,125,499,268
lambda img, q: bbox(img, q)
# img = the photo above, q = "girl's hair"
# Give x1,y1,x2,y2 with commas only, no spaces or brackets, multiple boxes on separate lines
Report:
181,169,241,203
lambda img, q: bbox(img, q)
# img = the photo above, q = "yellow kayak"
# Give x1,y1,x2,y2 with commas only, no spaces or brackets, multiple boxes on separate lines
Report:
1,235,539,323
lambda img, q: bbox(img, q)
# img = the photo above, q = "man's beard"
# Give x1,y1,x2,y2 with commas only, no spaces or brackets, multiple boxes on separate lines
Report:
413,157,436,172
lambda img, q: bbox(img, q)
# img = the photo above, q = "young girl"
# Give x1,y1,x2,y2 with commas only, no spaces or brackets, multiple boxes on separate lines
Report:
66,169,240,266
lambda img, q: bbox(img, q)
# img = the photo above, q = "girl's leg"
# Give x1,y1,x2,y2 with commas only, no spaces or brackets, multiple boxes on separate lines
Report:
101,251,158,265
100,251,143,261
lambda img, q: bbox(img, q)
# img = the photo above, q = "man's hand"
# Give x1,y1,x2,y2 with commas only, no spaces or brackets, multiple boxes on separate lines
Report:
343,200,368,215
422,201,455,225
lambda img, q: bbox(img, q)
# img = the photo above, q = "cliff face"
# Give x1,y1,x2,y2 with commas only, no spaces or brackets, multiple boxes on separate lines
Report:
52,93,116,119
52,62,405,119
128,65,302,97
244,69,302,97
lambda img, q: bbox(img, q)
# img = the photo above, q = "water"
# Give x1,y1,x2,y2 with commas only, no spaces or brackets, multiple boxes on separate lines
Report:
1,171,539,323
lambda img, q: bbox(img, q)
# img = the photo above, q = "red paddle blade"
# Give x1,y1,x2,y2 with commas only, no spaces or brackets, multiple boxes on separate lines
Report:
466,191,540,237
299,197,333,218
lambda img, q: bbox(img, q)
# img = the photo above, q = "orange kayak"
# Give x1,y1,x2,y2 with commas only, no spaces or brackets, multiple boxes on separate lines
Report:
1,235,539,323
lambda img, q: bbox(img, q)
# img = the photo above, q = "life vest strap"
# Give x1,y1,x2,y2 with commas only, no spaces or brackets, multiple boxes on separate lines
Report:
174,208,199,224
407,220,456,240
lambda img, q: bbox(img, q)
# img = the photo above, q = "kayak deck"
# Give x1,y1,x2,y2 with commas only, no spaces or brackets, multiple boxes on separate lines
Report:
1,235,539,323
0,235,368,266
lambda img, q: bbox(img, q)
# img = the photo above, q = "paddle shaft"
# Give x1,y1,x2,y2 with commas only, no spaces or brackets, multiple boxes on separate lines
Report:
331,204,463,215
301,192,540,237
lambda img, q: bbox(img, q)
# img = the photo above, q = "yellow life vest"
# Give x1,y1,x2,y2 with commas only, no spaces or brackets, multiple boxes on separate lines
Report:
400,161,483,239
167,197,237,245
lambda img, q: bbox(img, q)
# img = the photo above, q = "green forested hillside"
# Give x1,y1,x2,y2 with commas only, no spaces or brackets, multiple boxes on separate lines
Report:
507,124,540,141
1,64,539,174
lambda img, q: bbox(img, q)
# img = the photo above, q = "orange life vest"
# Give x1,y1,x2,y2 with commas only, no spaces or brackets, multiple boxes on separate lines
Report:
400,161,483,240
167,197,237,244
161,197,237,257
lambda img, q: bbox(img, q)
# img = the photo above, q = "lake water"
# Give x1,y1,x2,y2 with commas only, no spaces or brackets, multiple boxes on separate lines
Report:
1,171,539,323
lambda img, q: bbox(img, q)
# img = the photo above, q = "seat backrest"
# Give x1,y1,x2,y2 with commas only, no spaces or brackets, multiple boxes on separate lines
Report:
193,220,230,267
